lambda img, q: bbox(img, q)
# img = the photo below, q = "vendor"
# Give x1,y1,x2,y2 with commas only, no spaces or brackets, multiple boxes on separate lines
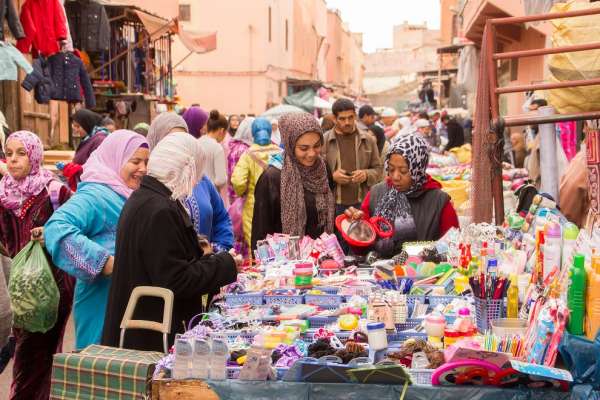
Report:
102,134,241,352
345,134,459,256
251,113,335,250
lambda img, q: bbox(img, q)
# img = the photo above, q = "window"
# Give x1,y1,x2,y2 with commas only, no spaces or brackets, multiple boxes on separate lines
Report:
179,4,191,22
285,19,289,51
268,7,272,42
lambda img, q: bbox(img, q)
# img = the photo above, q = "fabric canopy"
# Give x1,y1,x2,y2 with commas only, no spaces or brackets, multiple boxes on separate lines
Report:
177,27,217,54
134,10,175,40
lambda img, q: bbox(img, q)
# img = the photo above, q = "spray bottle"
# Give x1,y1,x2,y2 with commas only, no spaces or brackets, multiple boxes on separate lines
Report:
567,254,586,335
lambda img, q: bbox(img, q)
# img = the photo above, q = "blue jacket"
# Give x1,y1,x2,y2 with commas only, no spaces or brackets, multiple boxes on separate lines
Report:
45,182,125,350
186,176,233,252
47,51,96,107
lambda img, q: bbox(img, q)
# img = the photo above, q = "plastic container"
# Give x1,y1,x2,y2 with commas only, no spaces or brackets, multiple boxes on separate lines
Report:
567,254,587,335
294,263,313,290
562,223,579,270
453,307,475,333
543,222,562,280
490,318,527,336
586,254,600,339
209,339,228,380
224,292,264,306
506,274,519,319
367,322,388,351
191,339,210,379
172,338,193,379
423,314,446,338
474,298,505,333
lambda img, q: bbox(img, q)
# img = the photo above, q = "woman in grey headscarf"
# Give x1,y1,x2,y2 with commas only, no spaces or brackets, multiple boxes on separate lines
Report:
147,112,189,150
227,117,255,204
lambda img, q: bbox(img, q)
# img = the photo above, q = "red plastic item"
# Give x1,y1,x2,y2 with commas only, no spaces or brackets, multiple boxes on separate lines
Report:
335,214,393,248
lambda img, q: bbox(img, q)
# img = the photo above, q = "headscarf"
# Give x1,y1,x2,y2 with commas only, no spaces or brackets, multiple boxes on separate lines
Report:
232,117,255,146
0,131,55,214
228,115,239,136
72,109,103,136
133,122,150,136
279,113,334,237
147,134,205,201
183,106,209,138
386,133,430,195
147,112,188,150
252,118,273,146
80,130,148,199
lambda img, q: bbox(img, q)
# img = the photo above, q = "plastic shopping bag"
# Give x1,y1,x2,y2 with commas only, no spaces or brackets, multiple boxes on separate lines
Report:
228,197,245,239
8,241,59,333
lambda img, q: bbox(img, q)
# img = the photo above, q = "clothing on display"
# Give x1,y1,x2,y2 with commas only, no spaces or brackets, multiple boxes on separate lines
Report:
0,0,25,42
65,0,110,53
47,51,96,107
21,57,53,104
17,0,69,57
0,42,33,81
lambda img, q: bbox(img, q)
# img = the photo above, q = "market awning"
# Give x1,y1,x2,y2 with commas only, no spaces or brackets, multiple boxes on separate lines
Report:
134,10,175,40
177,28,217,54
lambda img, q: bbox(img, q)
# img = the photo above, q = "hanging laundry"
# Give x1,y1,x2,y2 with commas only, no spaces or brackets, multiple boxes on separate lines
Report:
65,0,111,53
17,0,68,57
0,0,25,41
21,57,54,104
58,0,74,52
47,51,96,107
0,42,33,81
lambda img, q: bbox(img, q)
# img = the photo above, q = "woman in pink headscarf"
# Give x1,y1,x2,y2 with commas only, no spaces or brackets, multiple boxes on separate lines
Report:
0,131,74,400
45,130,149,351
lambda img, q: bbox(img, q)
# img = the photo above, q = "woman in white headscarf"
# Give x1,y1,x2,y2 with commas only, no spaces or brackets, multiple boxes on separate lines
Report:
102,134,241,352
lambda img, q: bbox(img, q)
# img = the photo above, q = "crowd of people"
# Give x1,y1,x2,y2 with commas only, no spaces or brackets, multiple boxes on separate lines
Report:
0,99,464,399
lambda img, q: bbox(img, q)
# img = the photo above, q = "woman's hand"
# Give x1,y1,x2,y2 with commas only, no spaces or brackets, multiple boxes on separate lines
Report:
197,235,213,255
229,249,244,272
102,256,114,276
344,207,364,221
31,227,45,247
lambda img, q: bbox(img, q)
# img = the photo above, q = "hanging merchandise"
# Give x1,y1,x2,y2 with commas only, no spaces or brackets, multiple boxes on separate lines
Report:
47,51,96,107
16,0,69,57
21,57,54,104
0,0,25,42
58,0,74,52
0,42,33,81
65,0,110,53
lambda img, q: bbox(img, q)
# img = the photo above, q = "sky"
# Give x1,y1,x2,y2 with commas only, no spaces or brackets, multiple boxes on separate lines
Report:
325,0,441,53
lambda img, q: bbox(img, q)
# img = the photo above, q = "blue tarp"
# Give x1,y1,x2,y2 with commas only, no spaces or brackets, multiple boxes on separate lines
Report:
206,380,598,400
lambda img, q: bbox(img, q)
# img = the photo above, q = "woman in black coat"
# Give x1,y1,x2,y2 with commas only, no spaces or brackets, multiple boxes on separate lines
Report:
251,113,335,250
102,134,240,352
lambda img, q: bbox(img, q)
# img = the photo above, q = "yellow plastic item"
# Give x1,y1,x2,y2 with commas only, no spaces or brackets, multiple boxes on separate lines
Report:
454,274,470,294
448,144,472,164
586,255,600,339
338,314,359,331
547,1,600,114
440,180,470,210
237,355,247,365
506,274,519,319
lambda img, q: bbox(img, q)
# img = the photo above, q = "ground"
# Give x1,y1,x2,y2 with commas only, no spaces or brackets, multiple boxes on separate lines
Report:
0,316,75,399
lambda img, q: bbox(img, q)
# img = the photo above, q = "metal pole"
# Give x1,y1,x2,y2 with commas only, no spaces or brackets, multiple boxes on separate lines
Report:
503,110,600,127
494,41,600,60
538,106,559,201
490,6,600,25
496,76,600,95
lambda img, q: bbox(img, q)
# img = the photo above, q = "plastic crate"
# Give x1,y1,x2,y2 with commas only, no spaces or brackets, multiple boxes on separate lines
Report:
307,316,338,329
226,366,289,380
395,318,424,332
427,295,461,308
407,295,426,308
224,292,264,306
312,286,340,295
224,331,257,345
304,294,343,309
474,298,505,333
302,329,353,343
264,294,304,305
387,331,428,342
409,369,434,385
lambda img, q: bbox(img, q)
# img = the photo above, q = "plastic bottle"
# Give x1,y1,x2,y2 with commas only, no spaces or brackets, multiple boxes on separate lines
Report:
507,274,519,319
487,253,498,277
191,339,211,379
567,254,587,335
209,339,229,380
543,222,562,281
172,338,193,379
586,254,600,339
562,223,579,270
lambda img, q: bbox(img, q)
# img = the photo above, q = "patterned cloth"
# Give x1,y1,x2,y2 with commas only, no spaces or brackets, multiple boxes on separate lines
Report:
279,113,334,237
385,134,429,195
50,345,163,400
0,131,55,215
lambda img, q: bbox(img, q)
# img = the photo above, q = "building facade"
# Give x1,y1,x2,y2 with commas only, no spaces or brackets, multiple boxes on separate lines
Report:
172,0,364,115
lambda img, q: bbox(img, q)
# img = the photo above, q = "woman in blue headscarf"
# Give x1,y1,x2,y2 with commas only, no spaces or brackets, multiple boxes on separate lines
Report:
231,118,282,251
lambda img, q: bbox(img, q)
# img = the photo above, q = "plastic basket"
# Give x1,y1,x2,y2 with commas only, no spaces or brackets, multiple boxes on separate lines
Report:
264,294,304,305
409,368,434,385
307,316,338,329
474,298,505,333
395,318,424,332
302,329,353,343
224,331,257,345
312,286,340,295
407,295,426,308
427,295,461,308
387,331,428,343
226,366,289,380
304,294,343,309
224,292,264,306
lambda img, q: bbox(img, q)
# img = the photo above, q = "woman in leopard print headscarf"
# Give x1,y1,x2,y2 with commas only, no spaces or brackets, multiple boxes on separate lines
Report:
345,134,459,256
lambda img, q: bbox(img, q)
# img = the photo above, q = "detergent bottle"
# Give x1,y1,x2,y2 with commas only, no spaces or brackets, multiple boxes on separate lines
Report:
562,223,579,271
507,274,519,319
567,254,586,335
586,254,600,339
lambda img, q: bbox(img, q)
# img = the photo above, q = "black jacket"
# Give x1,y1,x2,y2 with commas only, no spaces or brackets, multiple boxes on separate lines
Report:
251,165,334,250
66,0,110,52
47,52,96,107
102,176,238,352
0,0,25,42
